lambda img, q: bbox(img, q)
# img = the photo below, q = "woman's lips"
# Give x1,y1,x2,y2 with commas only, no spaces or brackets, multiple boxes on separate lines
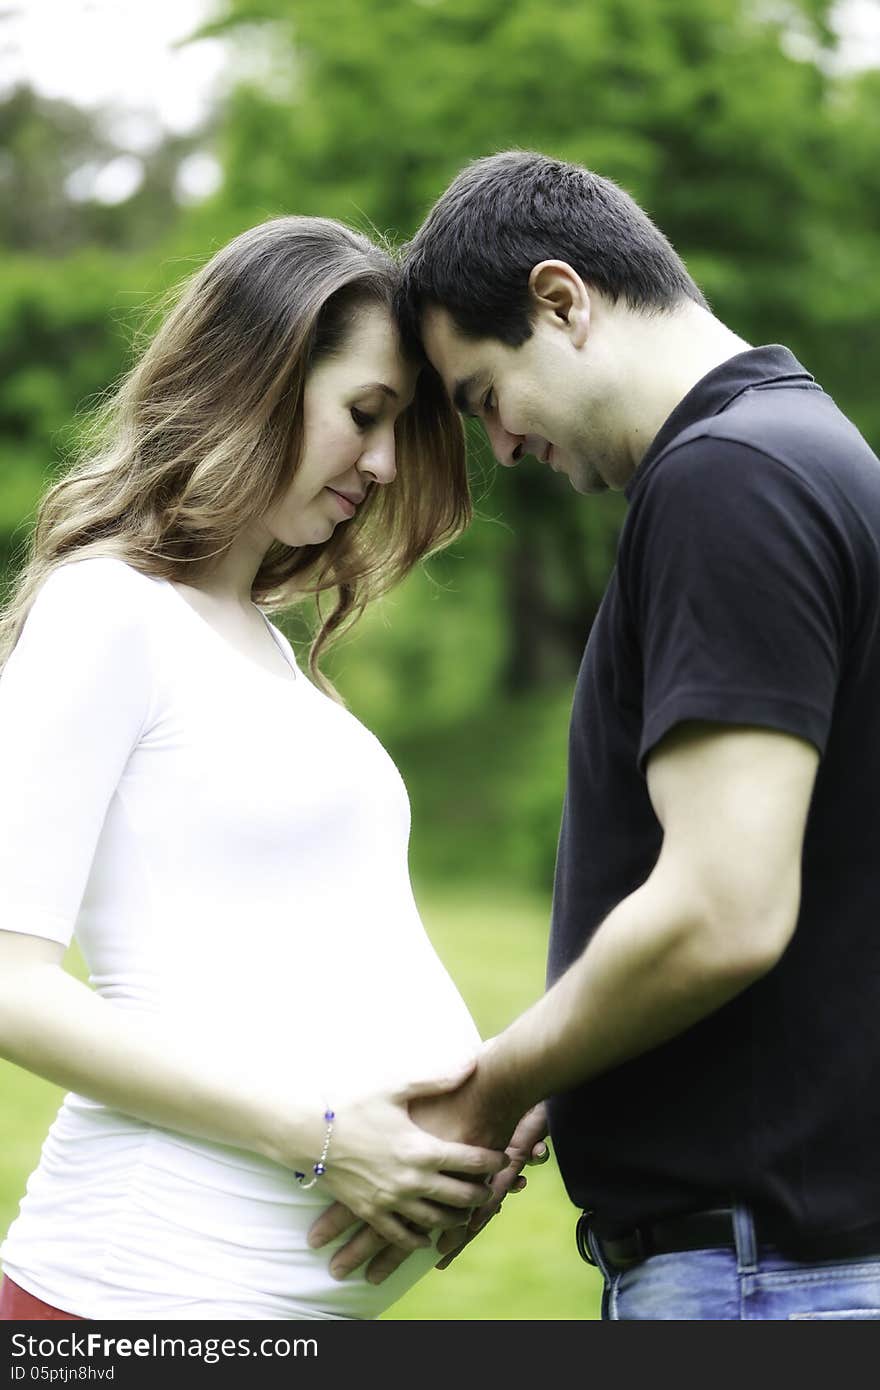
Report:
326,488,357,518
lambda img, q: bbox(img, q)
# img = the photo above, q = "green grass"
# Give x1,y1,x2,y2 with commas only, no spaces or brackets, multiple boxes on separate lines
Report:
0,888,602,1320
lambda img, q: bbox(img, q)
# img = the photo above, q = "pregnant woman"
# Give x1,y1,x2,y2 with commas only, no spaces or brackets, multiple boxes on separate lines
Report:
0,216,511,1320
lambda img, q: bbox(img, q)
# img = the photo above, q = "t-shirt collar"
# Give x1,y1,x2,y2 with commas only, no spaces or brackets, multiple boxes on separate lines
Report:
624,345,816,501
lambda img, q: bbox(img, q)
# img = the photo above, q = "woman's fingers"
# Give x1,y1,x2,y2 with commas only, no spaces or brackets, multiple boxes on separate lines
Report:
337,1136,547,1283
423,1170,496,1208
401,1199,464,1231
437,1141,508,1178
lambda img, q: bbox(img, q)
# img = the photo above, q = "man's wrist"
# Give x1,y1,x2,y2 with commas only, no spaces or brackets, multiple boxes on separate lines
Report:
478,1033,533,1132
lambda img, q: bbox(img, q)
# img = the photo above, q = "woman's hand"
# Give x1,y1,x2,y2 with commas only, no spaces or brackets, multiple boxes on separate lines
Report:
300,1063,509,1254
308,1101,550,1281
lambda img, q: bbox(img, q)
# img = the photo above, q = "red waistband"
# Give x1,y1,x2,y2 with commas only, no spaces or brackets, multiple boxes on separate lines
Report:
0,1276,82,1320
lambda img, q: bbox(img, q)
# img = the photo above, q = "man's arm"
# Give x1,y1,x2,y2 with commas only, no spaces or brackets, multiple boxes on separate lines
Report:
317,720,819,1280
478,721,819,1116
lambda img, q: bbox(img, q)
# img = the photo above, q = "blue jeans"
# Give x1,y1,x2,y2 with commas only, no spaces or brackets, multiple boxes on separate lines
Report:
588,1206,880,1319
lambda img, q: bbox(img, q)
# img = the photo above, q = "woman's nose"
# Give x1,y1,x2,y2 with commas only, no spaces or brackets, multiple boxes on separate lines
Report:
359,432,397,486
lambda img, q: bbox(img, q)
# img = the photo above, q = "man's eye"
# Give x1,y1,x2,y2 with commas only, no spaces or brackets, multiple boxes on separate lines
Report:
351,407,376,429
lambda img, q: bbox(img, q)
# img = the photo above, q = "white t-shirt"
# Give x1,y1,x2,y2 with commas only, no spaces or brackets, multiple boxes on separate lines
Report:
0,556,481,1319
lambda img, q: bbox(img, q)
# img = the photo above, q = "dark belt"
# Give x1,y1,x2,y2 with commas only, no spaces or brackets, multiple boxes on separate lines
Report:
577,1206,880,1272
576,1206,747,1272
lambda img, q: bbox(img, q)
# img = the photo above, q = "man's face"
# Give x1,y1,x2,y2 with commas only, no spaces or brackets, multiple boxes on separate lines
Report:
421,303,629,495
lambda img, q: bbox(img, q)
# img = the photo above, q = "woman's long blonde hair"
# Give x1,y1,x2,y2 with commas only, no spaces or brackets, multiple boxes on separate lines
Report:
0,217,469,690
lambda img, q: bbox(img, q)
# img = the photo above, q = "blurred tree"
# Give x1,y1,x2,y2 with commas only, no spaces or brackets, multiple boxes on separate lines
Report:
0,84,211,254
0,84,218,573
191,0,880,694
0,86,115,254
2,1,879,884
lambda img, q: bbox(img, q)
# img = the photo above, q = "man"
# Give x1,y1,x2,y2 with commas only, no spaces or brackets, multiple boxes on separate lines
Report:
311,151,880,1319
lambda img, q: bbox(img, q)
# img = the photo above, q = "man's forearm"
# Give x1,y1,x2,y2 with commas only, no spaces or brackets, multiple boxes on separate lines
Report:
480,872,780,1116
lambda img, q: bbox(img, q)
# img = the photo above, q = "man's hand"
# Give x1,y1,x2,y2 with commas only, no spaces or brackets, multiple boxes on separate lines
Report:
435,1102,549,1271
309,1102,549,1283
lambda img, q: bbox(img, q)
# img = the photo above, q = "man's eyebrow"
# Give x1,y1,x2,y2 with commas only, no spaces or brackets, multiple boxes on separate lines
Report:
453,374,483,417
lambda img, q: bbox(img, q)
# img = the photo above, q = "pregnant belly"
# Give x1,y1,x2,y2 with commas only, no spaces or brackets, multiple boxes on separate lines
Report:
48,912,484,1317
91,1137,450,1320
2,1102,460,1320
5,947,483,1322
191,921,483,1100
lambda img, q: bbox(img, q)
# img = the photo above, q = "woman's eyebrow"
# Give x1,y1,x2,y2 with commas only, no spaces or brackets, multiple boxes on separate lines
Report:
353,381,398,398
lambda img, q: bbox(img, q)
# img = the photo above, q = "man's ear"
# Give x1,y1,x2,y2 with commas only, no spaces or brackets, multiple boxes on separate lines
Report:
528,261,590,347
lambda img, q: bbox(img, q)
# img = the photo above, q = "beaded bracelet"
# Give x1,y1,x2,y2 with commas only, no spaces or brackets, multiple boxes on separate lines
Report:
295,1109,335,1188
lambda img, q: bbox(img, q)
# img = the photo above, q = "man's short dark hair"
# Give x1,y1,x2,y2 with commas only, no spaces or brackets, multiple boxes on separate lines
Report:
397,150,708,351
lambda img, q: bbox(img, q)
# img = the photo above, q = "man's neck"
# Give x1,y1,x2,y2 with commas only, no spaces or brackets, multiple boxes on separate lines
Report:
616,302,752,471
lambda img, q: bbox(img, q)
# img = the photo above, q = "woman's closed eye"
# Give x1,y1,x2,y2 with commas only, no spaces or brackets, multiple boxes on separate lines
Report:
350,406,377,430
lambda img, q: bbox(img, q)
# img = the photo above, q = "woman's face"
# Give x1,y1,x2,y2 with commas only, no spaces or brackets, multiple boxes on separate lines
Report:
265,304,417,548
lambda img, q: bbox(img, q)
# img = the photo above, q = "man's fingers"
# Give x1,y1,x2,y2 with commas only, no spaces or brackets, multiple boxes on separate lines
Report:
435,1221,493,1271
328,1224,388,1281
504,1104,550,1166
435,1196,499,1260
487,1160,525,1203
436,1221,471,1258
435,1242,468,1271
328,1215,433,1280
365,1245,418,1286
307,1201,361,1250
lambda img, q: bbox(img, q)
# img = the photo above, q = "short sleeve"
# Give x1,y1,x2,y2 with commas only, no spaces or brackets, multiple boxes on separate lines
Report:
622,439,847,772
0,558,155,946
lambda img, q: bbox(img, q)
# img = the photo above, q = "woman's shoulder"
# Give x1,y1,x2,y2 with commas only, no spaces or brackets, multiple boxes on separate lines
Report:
44,552,154,589
30,554,164,646
39,554,160,607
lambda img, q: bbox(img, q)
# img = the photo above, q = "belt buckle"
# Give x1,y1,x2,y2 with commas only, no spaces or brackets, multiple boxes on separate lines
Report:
576,1211,597,1266
577,1212,652,1271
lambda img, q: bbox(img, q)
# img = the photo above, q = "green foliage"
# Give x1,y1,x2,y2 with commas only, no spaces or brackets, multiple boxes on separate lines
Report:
3,0,880,880
394,688,573,892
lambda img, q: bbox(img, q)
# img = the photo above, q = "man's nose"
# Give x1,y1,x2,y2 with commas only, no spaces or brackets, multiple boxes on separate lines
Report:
359,431,397,485
485,417,524,468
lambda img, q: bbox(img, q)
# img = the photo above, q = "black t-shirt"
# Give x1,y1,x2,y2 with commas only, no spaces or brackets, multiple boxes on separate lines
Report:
547,345,880,1252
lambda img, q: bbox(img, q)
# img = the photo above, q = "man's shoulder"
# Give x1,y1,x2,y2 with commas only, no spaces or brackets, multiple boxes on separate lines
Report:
659,378,869,476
